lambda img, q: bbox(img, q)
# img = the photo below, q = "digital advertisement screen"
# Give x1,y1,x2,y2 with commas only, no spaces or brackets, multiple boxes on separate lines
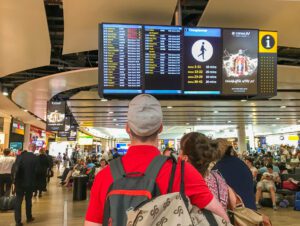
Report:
222,29,258,95
183,28,222,95
46,101,66,131
100,24,143,95
9,142,23,152
12,119,25,135
99,23,276,99
144,25,183,94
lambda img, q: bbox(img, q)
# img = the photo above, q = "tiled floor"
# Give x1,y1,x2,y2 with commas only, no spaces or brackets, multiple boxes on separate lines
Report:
1,170,299,226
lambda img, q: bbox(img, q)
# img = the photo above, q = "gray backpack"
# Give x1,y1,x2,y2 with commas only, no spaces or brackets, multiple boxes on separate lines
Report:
103,156,176,226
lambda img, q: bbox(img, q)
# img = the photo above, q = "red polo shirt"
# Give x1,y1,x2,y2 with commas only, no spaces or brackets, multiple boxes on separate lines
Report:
85,145,213,224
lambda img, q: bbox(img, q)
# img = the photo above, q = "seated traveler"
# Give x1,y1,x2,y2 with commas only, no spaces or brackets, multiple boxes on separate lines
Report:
256,164,281,210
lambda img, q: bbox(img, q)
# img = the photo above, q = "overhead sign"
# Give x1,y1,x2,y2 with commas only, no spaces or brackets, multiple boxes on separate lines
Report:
46,101,66,131
67,125,78,141
12,119,25,135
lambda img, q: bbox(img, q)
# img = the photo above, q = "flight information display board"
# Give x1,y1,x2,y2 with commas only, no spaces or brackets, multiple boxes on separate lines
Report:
222,29,258,95
99,23,277,99
183,28,222,95
100,24,143,94
144,26,183,94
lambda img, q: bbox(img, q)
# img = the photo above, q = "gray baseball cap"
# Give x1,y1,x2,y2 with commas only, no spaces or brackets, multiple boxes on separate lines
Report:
127,94,163,136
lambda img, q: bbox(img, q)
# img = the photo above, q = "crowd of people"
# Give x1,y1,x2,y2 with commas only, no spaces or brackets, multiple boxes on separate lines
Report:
1,94,300,226
0,144,54,226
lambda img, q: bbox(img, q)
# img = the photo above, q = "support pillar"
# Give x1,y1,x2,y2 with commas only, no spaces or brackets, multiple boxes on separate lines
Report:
237,123,247,153
248,124,255,152
23,124,31,150
3,117,11,149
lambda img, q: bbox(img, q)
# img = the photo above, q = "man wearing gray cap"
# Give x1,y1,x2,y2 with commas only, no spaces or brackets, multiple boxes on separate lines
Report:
85,94,229,226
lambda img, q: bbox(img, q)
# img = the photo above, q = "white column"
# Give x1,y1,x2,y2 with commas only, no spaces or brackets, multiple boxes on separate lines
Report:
237,123,247,153
3,117,11,149
248,124,255,152
23,124,31,150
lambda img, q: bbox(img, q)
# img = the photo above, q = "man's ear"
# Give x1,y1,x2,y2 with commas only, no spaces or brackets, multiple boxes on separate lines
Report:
158,124,163,134
125,123,131,137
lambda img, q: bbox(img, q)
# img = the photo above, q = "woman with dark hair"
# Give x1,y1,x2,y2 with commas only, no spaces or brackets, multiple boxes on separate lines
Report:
34,149,49,197
180,132,229,211
213,138,256,210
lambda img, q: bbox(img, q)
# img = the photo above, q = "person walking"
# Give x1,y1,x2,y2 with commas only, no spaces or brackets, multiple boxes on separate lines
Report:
45,150,54,184
34,149,49,197
14,144,38,226
85,94,229,226
0,148,15,196
56,152,62,171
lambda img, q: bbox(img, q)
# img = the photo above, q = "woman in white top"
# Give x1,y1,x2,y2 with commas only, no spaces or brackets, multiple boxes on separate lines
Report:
0,148,15,196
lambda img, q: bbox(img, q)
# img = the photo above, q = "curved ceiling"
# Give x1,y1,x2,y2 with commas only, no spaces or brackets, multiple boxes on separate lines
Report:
11,65,300,128
12,68,97,120
62,0,177,54
0,0,51,77
198,0,300,48
0,94,45,129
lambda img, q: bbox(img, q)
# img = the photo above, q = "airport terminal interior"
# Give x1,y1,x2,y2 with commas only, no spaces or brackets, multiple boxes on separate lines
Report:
1,0,300,226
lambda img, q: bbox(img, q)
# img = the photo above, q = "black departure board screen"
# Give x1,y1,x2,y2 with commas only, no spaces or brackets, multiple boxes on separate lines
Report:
183,28,222,95
99,23,277,99
222,29,258,95
100,24,143,94
144,26,183,94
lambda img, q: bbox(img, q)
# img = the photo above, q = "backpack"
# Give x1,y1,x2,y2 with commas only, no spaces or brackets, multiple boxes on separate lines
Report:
103,155,175,226
126,161,231,226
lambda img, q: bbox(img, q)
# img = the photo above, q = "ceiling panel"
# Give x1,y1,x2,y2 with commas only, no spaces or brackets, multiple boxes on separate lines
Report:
0,0,51,77
198,0,300,48
63,0,177,54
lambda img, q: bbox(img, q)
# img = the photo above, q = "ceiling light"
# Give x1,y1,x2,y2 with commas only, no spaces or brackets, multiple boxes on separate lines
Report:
2,87,8,96
298,120,300,123
213,110,219,114
252,113,256,116
241,99,247,102
280,106,286,109
197,118,201,121
276,118,280,120
113,119,117,121
186,123,190,125
115,124,119,126
228,121,232,123
108,111,114,114
167,106,173,109
272,124,276,127
23,109,28,112
101,98,108,102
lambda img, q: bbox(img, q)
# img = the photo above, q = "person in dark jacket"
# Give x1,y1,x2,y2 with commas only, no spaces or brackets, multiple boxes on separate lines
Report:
213,138,257,210
34,149,49,197
45,150,54,183
14,144,38,226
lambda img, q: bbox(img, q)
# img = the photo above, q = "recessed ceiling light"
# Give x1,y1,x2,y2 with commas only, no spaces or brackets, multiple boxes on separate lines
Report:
276,117,280,120
228,121,232,123
186,123,190,125
197,118,201,121
252,113,256,116
108,111,114,114
101,98,108,102
167,106,173,109
113,119,117,121
213,110,219,114
23,109,28,112
115,124,119,126
241,99,247,102
280,106,286,109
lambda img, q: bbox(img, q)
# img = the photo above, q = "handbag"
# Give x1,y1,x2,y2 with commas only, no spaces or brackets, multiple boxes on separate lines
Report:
126,161,232,226
227,186,272,226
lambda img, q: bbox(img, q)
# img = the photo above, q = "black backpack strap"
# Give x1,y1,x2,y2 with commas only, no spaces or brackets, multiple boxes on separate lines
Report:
167,160,177,193
110,157,125,181
144,155,169,180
